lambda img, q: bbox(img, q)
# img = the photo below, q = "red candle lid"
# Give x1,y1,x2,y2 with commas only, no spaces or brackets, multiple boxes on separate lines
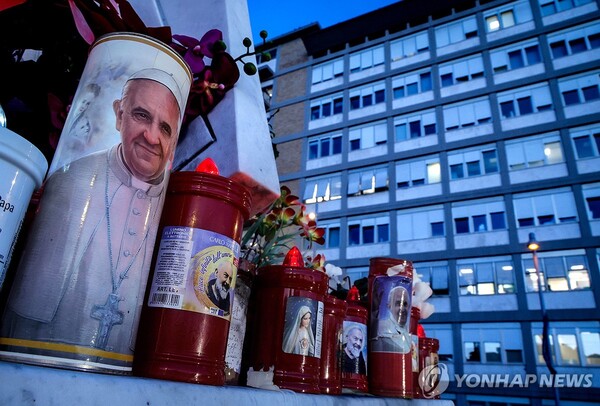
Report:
195,157,219,175
346,285,361,302
283,246,304,267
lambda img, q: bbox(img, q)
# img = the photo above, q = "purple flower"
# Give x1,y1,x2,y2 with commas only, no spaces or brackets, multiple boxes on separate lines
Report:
173,29,222,75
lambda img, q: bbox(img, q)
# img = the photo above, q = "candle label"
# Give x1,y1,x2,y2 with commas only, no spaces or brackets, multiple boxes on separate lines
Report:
341,321,368,375
147,226,239,320
281,296,324,358
369,275,412,354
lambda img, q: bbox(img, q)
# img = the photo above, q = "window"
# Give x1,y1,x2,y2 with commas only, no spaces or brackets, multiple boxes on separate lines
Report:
395,110,437,141
523,252,590,292
465,342,481,362
312,57,344,85
391,31,429,61
534,322,600,367
571,125,600,158
347,166,388,196
458,258,515,295
484,1,533,33
581,332,600,365
397,206,445,241
497,84,553,118
392,71,433,99
327,226,340,248
307,133,342,160
415,263,449,296
443,98,492,131
349,45,385,73
558,71,600,108
349,81,386,110
448,148,499,180
514,188,578,228
310,94,343,121
303,175,342,204
439,55,484,87
349,121,387,151
485,342,502,362
396,156,441,189
506,134,565,169
435,16,478,48
347,216,390,245
540,0,595,17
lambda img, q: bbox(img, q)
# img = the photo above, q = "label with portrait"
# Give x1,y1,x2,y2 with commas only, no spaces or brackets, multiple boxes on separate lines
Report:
369,275,413,354
281,296,324,358
342,320,368,375
148,226,239,320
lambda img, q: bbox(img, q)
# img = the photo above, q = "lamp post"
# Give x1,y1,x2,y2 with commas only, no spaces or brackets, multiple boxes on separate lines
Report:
527,232,560,406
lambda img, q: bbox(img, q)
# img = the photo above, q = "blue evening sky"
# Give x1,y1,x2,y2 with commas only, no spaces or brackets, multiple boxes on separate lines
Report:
247,0,401,44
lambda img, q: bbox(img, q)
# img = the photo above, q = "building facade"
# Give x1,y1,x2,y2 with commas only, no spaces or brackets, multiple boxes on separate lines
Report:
256,0,600,405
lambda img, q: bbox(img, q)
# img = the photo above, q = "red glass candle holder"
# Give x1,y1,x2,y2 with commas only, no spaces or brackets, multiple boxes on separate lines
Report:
367,257,414,398
341,300,369,393
248,263,329,394
133,170,251,385
318,294,347,394
417,337,441,399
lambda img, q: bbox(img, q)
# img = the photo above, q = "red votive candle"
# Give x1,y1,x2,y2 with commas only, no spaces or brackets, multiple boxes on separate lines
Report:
133,168,251,385
319,294,347,394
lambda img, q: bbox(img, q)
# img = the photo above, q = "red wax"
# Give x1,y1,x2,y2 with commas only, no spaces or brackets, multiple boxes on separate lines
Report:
133,171,251,385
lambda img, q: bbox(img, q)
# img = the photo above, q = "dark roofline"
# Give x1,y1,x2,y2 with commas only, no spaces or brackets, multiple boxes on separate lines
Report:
302,0,477,56
256,22,321,51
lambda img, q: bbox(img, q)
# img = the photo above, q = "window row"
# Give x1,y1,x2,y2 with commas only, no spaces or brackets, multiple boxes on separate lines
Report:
307,2,597,91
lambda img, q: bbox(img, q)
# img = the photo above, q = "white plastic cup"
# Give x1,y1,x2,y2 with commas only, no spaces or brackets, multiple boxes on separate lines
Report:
0,127,48,287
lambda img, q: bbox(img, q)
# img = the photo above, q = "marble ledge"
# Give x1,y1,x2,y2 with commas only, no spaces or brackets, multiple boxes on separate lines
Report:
0,360,454,406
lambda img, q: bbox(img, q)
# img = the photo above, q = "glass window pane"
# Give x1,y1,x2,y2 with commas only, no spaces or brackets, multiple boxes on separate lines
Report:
348,224,360,245
558,334,580,365
483,150,499,173
421,72,432,92
573,135,594,158
518,96,533,115
467,161,481,176
328,227,340,248
563,90,581,105
582,85,600,102
363,225,375,244
451,164,465,179
455,217,470,234
407,82,419,96
508,50,525,69
550,41,568,58
587,197,600,218
506,349,523,363
332,136,342,154
377,224,390,242
525,45,541,65
544,141,563,164
501,101,515,118
308,141,319,159
581,332,600,366
569,37,587,53
473,214,487,232
333,98,343,114
441,73,453,87
409,121,421,138
322,102,332,117
465,342,481,362
395,124,407,142
491,212,506,230
431,221,444,236
500,10,515,28
320,138,330,157
535,334,555,364
485,342,501,362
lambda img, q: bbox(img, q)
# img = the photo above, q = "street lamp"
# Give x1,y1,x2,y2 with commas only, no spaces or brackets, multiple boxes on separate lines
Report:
527,232,560,406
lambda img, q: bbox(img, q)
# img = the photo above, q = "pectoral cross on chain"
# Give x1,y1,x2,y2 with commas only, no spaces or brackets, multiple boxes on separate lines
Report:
91,293,124,350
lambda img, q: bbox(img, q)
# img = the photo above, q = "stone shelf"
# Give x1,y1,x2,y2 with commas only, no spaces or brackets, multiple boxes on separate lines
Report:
0,360,454,405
